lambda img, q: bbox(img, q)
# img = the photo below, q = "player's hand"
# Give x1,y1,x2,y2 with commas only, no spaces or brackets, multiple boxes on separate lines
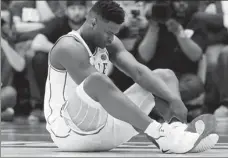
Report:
166,19,183,36
168,98,188,123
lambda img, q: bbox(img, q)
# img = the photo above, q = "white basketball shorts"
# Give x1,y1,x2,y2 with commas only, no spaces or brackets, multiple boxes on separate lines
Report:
47,81,155,151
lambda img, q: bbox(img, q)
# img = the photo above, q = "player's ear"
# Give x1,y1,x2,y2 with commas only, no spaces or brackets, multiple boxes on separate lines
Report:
91,18,97,28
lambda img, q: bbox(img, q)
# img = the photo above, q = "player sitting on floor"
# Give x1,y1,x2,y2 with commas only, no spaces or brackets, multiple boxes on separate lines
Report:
44,0,219,153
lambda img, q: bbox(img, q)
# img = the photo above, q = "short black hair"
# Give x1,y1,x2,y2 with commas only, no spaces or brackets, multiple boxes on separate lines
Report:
90,0,125,24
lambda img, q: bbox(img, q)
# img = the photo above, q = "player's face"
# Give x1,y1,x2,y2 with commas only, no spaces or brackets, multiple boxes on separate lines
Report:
67,5,87,24
93,19,121,48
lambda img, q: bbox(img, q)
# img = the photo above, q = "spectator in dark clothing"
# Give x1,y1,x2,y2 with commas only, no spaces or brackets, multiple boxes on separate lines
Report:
204,46,228,115
213,47,228,108
28,1,88,121
1,37,26,121
191,1,228,115
191,1,228,72
135,1,207,122
8,0,56,119
1,4,26,121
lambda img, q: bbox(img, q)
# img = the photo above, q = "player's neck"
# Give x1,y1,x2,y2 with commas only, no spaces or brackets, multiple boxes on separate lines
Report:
79,26,96,53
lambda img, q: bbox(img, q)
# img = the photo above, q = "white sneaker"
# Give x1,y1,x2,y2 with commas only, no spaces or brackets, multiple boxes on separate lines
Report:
169,114,219,153
186,114,219,153
152,122,199,154
190,134,219,152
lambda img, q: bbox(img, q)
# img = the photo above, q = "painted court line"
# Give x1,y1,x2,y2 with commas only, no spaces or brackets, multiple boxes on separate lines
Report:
2,141,228,150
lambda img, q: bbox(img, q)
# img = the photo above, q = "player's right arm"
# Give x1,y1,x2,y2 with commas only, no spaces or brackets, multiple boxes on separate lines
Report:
50,36,97,85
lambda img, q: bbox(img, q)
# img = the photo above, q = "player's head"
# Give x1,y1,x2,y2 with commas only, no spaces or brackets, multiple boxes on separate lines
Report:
66,1,87,24
86,0,125,48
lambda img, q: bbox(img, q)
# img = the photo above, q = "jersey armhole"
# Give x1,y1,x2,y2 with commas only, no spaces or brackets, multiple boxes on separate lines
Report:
48,35,82,73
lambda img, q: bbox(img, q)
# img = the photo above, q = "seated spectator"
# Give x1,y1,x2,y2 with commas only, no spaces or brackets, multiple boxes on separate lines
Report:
28,1,88,122
195,1,228,72
1,37,25,121
9,0,45,33
2,1,39,120
204,46,228,116
213,47,228,116
136,1,207,122
1,4,31,121
36,0,63,20
9,0,67,33
191,1,228,115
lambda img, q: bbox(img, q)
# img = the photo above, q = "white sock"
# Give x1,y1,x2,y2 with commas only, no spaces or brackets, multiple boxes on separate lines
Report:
144,121,162,138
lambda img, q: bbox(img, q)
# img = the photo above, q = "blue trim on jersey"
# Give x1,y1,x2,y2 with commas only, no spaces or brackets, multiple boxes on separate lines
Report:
47,67,71,138
47,67,53,125
63,73,67,102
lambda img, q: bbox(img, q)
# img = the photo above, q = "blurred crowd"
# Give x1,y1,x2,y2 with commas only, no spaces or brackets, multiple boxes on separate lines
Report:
1,0,228,123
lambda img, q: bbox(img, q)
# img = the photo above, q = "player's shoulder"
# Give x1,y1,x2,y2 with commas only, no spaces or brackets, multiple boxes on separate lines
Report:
55,36,85,53
50,36,89,69
107,35,128,60
108,35,124,51
107,36,124,53
52,36,87,60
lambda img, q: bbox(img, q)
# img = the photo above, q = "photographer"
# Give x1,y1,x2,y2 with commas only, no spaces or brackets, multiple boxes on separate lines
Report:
136,1,207,122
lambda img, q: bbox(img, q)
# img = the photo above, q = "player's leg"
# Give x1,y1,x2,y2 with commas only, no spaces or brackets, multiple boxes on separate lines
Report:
55,74,156,151
82,72,200,153
151,69,184,123
151,69,219,153
114,70,218,153
56,74,155,151
109,83,156,147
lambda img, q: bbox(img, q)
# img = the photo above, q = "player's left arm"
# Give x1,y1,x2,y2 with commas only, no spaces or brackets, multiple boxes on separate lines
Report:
107,36,178,103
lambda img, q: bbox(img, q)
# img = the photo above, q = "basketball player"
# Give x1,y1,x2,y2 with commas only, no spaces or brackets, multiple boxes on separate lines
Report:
44,0,218,153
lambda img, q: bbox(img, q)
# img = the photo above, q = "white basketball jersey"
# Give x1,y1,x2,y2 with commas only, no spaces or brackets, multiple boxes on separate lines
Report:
44,30,111,137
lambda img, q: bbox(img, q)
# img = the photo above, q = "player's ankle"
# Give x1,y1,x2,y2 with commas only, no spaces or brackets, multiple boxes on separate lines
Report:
144,120,162,138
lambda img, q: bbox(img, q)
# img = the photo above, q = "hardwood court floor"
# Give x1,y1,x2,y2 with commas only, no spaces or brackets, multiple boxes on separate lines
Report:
1,117,228,157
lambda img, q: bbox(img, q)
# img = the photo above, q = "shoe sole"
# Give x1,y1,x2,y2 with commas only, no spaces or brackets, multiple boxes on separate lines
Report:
185,114,218,153
190,133,219,153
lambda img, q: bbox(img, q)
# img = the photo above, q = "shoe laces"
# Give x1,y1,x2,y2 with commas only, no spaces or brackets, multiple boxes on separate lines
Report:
170,122,188,131
159,122,173,137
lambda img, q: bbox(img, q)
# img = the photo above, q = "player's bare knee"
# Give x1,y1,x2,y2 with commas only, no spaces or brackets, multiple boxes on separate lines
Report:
153,69,177,82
